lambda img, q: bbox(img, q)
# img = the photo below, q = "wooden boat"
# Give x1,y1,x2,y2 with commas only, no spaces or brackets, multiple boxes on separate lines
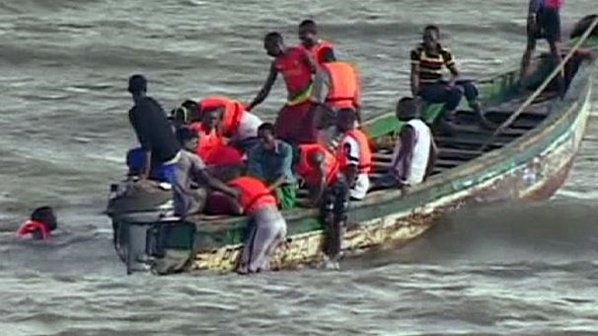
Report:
108,20,598,275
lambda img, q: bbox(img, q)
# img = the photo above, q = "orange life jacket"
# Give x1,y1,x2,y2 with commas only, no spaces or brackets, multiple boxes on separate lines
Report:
322,62,360,109
189,122,225,162
199,97,246,138
228,176,277,214
275,47,314,105
16,220,51,239
304,40,335,65
297,143,339,185
337,129,373,174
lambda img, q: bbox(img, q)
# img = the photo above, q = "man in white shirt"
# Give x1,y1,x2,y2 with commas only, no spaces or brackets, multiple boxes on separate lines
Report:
378,97,438,191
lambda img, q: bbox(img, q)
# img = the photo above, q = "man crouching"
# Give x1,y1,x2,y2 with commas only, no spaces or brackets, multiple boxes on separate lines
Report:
208,176,287,274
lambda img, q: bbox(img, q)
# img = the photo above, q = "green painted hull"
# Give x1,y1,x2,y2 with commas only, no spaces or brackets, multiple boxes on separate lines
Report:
109,35,598,275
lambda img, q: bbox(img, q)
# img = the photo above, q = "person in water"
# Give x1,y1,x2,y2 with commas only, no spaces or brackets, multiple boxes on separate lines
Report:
172,127,239,218
16,206,58,240
377,97,438,191
127,74,180,182
298,19,336,64
410,25,489,131
247,123,297,210
247,32,318,144
321,108,372,269
521,0,564,87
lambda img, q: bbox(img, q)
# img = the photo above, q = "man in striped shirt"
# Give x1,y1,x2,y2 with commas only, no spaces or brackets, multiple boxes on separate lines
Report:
410,25,488,132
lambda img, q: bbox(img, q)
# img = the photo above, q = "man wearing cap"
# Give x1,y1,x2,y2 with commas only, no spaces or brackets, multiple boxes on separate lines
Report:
127,74,181,182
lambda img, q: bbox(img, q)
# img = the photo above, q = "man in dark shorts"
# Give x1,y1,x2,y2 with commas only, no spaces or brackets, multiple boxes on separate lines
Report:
127,74,181,183
520,0,564,89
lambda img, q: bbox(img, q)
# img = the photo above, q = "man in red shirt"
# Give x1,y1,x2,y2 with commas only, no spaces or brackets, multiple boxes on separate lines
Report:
247,32,318,144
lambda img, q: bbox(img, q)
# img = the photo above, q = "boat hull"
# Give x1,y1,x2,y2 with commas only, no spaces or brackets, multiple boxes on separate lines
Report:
192,78,593,272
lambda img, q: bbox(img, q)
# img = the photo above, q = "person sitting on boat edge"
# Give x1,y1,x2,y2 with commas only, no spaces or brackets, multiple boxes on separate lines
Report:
247,32,318,145
247,122,298,210
16,206,58,240
321,108,372,269
127,74,181,183
198,96,263,152
376,97,438,192
172,127,239,218
410,25,490,132
207,176,287,274
298,19,336,64
296,143,339,207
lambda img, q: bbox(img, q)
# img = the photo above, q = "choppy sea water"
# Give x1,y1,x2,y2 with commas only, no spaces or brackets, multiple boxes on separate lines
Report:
0,0,597,335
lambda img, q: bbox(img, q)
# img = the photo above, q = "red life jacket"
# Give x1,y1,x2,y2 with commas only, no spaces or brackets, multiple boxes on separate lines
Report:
304,40,335,64
544,0,563,9
297,143,339,185
337,129,373,174
275,47,314,105
205,144,244,166
199,97,246,138
189,122,225,162
228,177,277,214
16,220,51,240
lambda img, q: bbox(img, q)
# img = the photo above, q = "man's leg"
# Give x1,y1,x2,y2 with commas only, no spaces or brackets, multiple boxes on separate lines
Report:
238,221,257,274
321,181,350,268
420,82,462,126
520,15,538,81
457,80,494,129
545,7,565,96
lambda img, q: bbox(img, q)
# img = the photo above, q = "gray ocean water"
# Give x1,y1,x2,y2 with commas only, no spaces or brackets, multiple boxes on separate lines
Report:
1,0,598,335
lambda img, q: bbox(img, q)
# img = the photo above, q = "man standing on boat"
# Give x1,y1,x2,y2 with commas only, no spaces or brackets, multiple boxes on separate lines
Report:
298,19,336,64
127,74,181,183
311,58,362,149
322,108,372,269
247,32,318,144
377,97,438,191
410,26,488,131
520,0,564,89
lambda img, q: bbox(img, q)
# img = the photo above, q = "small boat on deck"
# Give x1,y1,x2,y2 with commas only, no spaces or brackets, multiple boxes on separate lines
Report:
107,19,598,275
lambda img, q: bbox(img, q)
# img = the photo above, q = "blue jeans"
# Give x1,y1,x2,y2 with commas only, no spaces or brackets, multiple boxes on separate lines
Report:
161,161,178,185
419,80,479,112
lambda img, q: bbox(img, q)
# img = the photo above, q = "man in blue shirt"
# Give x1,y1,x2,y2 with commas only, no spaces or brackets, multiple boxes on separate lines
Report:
247,123,297,210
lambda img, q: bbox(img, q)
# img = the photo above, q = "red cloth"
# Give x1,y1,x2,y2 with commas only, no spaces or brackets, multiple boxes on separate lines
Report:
274,101,317,144
16,220,51,240
205,145,244,166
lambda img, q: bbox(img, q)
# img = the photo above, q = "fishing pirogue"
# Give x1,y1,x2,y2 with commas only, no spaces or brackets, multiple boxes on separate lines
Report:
107,17,598,275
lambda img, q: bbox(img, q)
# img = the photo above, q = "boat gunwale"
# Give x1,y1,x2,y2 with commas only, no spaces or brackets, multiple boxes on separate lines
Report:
188,56,595,237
